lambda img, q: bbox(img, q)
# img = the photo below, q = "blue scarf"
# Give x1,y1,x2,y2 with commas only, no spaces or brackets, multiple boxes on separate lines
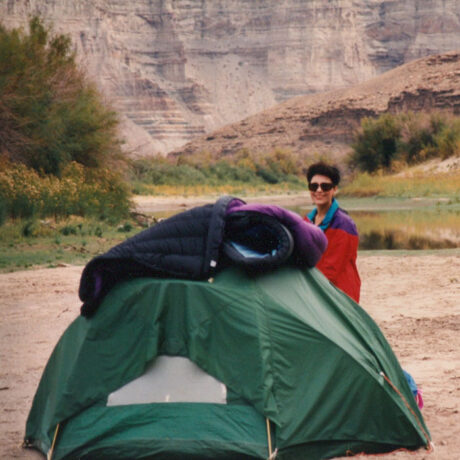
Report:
307,198,339,232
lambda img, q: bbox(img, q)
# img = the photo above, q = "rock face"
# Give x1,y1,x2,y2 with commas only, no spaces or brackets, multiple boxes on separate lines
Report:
173,52,460,161
1,1,459,155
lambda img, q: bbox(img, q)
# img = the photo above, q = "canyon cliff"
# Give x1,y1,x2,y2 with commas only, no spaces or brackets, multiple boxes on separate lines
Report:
174,51,460,162
1,1,459,155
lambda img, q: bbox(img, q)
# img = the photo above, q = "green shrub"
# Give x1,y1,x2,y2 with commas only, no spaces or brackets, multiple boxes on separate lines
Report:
350,114,401,172
206,161,258,183
398,112,437,163
255,166,280,184
129,149,305,190
0,17,123,176
434,118,460,159
22,221,39,238
60,225,78,236
0,160,131,223
130,158,207,186
264,149,299,176
117,222,133,233
350,111,460,173
0,197,6,226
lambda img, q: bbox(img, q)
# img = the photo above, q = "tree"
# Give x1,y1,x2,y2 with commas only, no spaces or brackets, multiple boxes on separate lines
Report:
0,17,123,176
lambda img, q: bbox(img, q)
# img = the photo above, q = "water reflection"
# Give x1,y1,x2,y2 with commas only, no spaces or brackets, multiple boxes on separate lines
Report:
286,204,459,250
359,229,457,250
142,200,460,251
350,210,459,250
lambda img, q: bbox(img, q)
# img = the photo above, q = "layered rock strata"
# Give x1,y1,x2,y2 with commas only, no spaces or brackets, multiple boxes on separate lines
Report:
1,1,459,154
173,52,460,161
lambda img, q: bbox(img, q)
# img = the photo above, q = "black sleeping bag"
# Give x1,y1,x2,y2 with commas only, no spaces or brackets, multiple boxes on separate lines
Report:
78,196,327,317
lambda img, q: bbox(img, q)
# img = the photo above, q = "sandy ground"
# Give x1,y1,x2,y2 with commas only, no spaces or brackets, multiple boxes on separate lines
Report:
0,253,459,459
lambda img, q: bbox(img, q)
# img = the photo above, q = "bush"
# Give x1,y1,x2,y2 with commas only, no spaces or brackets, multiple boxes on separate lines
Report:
60,225,78,236
264,149,299,176
350,114,400,172
255,166,280,184
130,158,207,186
0,160,131,223
22,221,39,238
130,148,306,189
0,17,123,176
0,197,6,226
350,111,460,173
206,161,258,183
117,222,133,233
434,118,460,159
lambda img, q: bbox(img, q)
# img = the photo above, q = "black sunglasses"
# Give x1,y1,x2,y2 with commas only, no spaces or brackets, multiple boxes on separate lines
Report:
308,182,335,192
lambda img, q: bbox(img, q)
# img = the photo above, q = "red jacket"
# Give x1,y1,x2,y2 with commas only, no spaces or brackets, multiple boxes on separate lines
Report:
305,208,361,302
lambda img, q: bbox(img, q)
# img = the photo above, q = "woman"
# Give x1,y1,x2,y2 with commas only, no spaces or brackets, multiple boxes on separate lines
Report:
304,162,361,302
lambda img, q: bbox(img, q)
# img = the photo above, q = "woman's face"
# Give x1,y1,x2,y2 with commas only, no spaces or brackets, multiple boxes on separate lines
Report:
309,174,337,209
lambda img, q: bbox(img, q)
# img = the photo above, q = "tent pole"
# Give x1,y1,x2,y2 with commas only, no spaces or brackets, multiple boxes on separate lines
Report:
266,417,272,457
47,423,60,460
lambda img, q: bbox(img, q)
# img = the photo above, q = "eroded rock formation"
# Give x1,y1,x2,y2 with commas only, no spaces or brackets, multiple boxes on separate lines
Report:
173,52,460,161
1,0,459,155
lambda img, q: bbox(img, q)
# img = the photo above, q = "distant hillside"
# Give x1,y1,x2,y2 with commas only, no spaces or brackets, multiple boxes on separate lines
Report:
2,1,459,154
172,51,460,162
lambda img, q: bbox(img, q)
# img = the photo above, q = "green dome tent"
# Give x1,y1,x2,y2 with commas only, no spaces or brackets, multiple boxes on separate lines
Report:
24,266,431,459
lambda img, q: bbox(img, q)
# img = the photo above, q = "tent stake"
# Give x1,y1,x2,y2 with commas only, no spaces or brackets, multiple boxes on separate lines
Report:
47,423,60,460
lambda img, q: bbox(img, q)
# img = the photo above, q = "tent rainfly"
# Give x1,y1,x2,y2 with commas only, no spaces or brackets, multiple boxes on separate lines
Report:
24,266,431,459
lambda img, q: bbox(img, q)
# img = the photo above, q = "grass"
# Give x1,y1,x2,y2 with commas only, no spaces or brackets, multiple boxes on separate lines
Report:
353,208,459,232
341,169,460,198
1,195,458,273
132,181,305,197
0,217,145,273
1,161,459,273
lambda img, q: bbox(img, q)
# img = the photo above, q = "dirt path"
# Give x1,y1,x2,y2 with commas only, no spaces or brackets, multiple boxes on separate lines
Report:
0,253,459,459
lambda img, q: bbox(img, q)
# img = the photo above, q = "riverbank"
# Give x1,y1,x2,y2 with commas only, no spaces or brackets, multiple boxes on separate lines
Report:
132,192,458,215
132,191,312,213
0,253,459,459
1,192,458,273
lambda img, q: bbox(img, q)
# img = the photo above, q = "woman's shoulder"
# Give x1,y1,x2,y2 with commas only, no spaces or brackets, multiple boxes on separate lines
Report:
330,208,358,235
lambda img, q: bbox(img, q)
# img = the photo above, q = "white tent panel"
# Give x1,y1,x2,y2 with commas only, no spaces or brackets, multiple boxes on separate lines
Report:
107,355,227,406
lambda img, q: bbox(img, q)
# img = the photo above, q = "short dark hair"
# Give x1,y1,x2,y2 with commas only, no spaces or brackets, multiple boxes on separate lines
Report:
306,162,341,186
